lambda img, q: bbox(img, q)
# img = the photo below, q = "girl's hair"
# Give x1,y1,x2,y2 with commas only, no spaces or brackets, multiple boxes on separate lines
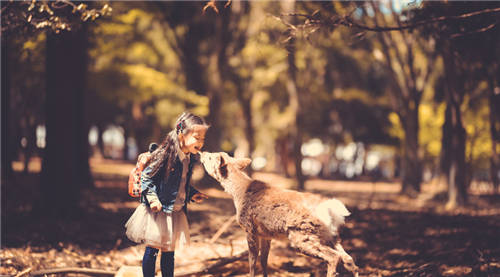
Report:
147,112,208,178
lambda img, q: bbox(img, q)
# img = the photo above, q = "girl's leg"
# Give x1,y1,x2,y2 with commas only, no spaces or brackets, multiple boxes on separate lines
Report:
160,251,175,277
142,246,159,277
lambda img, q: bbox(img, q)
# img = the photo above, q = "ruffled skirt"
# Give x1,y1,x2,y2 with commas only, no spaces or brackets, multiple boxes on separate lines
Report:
125,204,190,251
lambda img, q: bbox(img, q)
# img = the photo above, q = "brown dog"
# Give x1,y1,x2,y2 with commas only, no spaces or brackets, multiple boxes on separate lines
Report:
199,151,359,277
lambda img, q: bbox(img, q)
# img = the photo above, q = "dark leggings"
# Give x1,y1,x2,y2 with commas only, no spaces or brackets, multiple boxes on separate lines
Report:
142,246,175,277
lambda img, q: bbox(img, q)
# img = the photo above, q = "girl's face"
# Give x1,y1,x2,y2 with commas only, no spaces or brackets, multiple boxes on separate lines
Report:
179,124,208,154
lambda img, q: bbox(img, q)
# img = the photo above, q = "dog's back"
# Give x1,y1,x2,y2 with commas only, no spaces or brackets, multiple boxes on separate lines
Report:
237,179,348,243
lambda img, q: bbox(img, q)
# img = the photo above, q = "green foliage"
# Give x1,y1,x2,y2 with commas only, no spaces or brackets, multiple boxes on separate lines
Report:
419,103,445,158
236,1,401,157
89,4,208,136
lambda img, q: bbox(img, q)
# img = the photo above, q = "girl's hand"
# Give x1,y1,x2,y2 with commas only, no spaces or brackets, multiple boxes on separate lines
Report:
150,200,162,212
192,192,208,203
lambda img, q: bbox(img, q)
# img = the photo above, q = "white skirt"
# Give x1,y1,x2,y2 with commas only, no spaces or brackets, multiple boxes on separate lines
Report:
125,204,190,251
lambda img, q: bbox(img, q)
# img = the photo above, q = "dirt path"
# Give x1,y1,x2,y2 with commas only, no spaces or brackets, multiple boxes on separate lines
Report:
2,158,500,276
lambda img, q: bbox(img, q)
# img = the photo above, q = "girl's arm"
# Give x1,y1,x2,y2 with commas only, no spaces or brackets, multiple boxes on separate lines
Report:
188,185,209,203
187,156,205,202
187,185,200,202
141,166,161,206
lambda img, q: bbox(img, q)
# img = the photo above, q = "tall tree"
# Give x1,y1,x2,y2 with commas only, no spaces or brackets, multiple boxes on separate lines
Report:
484,34,500,192
212,1,256,170
441,47,467,208
1,1,109,215
153,1,224,152
487,68,500,192
281,0,306,190
40,24,91,215
1,35,13,180
352,1,436,195
418,1,500,207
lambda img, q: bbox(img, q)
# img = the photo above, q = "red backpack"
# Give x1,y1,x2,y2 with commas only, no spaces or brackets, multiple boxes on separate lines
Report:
128,143,157,197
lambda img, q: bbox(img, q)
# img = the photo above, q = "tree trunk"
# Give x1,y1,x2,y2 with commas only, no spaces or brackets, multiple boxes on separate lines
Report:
122,126,129,160
368,6,425,197
96,123,106,158
130,102,150,158
23,121,37,174
282,0,305,190
275,135,292,177
240,94,255,158
205,40,224,153
437,104,453,188
400,101,422,196
446,101,467,209
1,34,13,180
219,2,254,172
232,77,255,175
77,122,93,187
169,4,223,153
134,125,150,158
443,51,467,209
156,2,227,154
205,5,231,153
487,75,500,192
40,25,91,216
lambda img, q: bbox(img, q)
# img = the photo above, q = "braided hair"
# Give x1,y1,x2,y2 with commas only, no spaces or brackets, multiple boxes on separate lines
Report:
146,112,208,178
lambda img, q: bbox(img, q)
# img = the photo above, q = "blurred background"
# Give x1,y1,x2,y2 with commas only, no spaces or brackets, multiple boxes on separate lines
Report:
2,1,500,276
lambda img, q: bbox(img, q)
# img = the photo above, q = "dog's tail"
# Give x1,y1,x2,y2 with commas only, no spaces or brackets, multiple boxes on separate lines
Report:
314,198,351,234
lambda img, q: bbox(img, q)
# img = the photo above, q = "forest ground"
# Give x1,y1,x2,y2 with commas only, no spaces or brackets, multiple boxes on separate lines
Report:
2,157,500,276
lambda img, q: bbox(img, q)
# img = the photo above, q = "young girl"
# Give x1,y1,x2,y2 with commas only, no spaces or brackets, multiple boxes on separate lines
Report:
125,112,209,277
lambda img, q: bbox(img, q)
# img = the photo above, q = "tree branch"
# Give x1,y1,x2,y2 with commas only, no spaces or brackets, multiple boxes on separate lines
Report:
1,0,111,35
283,6,500,33
450,22,498,38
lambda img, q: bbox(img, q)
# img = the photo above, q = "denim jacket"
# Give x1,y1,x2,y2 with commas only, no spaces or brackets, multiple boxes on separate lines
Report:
140,154,200,213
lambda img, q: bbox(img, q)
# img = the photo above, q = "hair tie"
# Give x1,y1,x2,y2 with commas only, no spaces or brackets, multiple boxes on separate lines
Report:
176,122,184,134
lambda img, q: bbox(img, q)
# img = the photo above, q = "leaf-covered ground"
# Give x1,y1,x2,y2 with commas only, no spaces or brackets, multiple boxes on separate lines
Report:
2,158,500,276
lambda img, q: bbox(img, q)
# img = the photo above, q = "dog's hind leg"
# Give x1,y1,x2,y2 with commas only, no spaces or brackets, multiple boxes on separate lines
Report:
288,231,341,277
335,243,359,277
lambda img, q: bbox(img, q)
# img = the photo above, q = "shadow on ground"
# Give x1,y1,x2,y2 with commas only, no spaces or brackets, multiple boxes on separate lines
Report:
2,161,500,276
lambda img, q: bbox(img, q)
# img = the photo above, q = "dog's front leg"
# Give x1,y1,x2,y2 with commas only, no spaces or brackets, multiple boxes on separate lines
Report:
247,233,260,277
259,238,271,277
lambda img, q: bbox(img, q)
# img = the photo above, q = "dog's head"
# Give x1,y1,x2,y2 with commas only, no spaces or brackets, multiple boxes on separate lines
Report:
199,151,252,183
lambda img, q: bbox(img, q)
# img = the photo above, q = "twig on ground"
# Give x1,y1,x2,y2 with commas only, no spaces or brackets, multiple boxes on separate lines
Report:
209,215,237,244
206,215,237,258
30,267,115,277
229,238,234,257
15,267,32,277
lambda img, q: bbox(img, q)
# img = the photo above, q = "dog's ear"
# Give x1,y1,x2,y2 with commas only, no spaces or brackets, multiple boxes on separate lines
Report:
219,155,228,178
235,158,252,170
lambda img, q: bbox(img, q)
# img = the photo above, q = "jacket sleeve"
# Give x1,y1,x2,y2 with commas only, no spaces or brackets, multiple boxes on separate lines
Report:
141,166,159,204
